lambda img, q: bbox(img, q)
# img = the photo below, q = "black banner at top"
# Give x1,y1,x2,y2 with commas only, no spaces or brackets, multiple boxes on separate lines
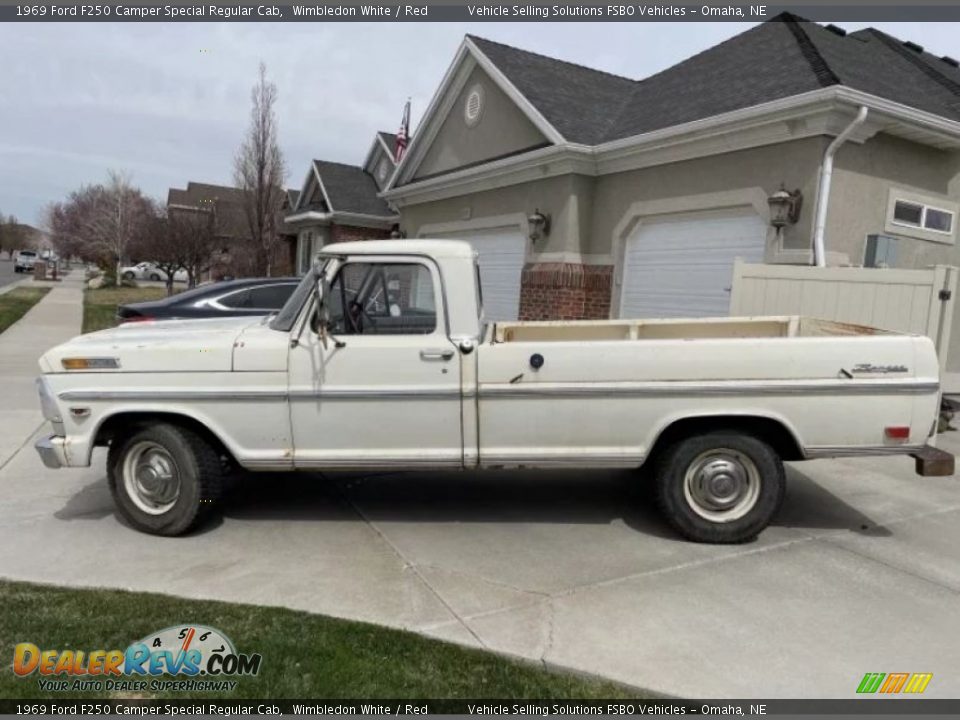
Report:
3,698,960,715
2,2,960,22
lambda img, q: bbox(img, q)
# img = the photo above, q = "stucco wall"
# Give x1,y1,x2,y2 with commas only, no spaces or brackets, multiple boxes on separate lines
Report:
402,173,591,259
413,65,547,181
402,136,826,264
828,133,960,268
588,137,825,263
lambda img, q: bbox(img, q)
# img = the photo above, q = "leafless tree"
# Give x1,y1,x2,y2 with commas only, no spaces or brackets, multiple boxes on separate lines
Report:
169,208,221,289
234,62,286,276
46,173,151,284
137,207,185,296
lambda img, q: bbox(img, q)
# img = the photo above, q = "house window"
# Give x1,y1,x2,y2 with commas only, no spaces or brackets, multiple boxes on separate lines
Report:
891,198,954,235
885,190,958,244
298,231,313,275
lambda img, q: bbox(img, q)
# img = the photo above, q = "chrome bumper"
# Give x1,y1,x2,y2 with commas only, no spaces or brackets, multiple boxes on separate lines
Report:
35,435,65,469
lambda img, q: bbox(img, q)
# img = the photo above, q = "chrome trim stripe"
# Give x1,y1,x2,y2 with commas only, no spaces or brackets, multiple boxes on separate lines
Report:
479,379,939,398
60,388,463,402
804,444,927,459
290,387,462,400
242,456,462,471
60,379,938,403
59,390,289,402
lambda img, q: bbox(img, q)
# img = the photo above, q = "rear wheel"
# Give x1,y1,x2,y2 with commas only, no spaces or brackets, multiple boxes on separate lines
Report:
149,273,160,281
655,432,784,543
123,270,135,280
108,423,223,536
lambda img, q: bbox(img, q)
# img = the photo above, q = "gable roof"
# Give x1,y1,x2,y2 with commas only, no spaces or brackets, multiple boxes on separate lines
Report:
312,160,394,217
466,14,960,147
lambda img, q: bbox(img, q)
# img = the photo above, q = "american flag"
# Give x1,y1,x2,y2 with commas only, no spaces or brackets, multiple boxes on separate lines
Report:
395,99,410,164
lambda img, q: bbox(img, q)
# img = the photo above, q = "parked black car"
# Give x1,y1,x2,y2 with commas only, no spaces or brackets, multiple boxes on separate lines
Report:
117,277,300,323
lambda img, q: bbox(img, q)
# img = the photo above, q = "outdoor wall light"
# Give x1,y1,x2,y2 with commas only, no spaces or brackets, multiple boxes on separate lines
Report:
768,186,803,229
527,209,551,242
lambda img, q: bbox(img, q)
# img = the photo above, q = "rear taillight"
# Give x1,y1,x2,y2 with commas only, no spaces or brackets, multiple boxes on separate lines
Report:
885,426,910,440
119,315,154,324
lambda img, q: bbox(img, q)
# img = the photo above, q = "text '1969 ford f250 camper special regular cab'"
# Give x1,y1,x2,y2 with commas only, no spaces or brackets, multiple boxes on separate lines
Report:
35,240,954,543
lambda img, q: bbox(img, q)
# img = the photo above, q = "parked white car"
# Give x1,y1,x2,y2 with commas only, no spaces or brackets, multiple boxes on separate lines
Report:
34,240,952,542
121,262,187,283
14,250,38,273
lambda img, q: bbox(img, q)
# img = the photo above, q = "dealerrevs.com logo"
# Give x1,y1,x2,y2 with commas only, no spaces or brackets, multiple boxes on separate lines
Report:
14,625,262,693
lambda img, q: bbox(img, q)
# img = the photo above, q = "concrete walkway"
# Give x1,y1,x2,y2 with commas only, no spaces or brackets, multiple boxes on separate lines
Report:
0,273,84,467
1,283,959,698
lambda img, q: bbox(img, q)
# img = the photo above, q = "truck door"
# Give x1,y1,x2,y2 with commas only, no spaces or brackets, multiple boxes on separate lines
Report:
288,257,463,469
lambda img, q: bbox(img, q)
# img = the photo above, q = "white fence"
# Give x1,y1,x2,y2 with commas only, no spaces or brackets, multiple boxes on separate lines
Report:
729,261,959,371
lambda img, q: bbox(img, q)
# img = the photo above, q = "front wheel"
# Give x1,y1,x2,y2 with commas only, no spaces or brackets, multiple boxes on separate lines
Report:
654,432,785,543
108,423,223,536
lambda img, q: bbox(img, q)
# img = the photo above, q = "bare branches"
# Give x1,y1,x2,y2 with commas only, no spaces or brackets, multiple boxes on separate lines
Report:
47,172,153,285
234,62,286,276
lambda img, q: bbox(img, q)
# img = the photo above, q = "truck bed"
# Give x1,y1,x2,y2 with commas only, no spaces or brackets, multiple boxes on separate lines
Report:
493,316,891,343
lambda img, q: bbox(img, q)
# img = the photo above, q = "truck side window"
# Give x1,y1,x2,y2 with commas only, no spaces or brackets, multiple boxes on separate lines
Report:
326,262,437,335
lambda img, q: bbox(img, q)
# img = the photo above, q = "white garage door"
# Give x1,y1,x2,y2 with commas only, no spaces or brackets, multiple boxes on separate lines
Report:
620,210,767,318
439,226,526,322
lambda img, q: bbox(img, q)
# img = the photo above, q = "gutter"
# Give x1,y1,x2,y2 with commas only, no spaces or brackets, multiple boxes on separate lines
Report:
811,105,869,267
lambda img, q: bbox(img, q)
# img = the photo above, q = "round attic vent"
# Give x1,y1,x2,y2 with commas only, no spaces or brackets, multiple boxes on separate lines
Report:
377,158,389,183
464,84,484,127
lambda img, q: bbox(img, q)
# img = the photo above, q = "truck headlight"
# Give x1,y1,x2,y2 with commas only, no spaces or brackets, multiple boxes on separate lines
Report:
36,377,65,435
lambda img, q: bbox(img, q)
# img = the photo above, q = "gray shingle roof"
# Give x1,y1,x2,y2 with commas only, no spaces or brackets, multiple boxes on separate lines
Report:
313,160,395,217
469,14,960,146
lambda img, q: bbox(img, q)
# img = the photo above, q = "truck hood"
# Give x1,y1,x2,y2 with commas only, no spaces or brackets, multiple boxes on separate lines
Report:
39,316,264,374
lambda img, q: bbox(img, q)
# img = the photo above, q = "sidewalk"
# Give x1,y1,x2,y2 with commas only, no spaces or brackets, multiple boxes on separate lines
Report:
0,273,84,468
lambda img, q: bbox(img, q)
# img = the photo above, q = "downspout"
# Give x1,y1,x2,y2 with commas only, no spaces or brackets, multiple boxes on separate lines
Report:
812,105,869,267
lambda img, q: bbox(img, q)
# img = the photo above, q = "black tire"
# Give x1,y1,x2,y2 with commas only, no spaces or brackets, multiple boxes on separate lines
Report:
654,432,785,543
108,423,223,536
123,271,135,280
149,273,160,281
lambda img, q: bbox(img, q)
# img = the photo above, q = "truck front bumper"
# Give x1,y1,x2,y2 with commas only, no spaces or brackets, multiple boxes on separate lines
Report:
35,435,67,469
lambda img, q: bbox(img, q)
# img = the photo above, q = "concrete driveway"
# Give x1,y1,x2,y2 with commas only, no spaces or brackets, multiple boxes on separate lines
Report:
2,280,960,698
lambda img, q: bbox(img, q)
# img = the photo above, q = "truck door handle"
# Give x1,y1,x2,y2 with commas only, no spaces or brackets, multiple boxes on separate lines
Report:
420,349,454,361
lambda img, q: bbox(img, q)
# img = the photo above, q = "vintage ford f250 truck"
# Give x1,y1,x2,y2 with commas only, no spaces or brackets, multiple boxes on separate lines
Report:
35,240,953,542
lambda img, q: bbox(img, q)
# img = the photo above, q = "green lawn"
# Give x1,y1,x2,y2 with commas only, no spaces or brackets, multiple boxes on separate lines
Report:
0,579,641,701
82,286,167,333
0,287,50,335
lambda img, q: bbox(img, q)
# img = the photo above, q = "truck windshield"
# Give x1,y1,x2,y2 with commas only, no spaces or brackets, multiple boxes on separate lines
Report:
269,264,322,332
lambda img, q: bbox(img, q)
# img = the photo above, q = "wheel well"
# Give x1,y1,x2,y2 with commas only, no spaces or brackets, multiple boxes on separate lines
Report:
94,412,235,464
647,415,804,464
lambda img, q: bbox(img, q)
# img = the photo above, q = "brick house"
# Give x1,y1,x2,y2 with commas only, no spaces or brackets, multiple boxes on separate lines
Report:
166,181,295,278
382,14,960,325
285,132,401,275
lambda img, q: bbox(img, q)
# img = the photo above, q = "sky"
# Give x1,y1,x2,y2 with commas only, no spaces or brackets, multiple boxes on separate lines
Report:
1,20,958,227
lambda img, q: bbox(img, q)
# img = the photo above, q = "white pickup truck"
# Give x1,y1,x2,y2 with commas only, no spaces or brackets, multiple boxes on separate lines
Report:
35,240,952,543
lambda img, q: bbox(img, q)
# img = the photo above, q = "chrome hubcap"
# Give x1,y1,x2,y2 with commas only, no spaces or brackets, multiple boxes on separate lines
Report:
683,448,760,523
122,441,181,515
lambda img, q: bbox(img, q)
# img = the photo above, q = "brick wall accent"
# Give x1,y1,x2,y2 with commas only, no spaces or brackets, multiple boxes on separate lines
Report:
518,263,614,320
330,224,392,244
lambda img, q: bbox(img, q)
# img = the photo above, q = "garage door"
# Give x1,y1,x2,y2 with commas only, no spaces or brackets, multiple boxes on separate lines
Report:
438,226,526,322
620,210,767,318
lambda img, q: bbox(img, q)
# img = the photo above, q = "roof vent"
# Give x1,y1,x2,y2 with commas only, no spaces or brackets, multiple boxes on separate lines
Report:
903,40,924,53
942,55,960,68
825,24,846,37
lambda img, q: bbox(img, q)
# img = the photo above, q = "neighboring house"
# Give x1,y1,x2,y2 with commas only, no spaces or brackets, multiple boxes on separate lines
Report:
383,13,960,329
286,131,400,275
167,182,248,279
167,181,294,277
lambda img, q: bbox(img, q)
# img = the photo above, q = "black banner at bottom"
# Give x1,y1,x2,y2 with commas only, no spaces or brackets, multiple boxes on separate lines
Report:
2,699,959,715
